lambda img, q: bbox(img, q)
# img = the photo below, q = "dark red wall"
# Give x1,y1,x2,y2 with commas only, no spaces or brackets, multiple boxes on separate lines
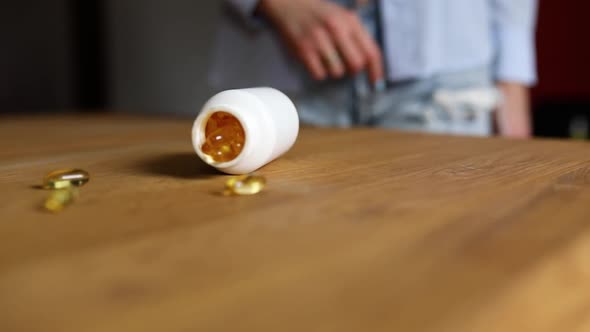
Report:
532,1,590,101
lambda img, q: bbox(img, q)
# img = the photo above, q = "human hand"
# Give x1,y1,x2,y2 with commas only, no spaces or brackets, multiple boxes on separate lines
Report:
256,0,384,83
496,82,532,138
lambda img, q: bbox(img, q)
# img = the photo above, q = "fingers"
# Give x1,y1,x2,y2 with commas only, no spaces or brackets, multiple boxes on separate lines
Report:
296,26,346,80
347,13,384,83
290,7,384,82
324,13,366,76
297,39,327,80
324,11,384,83
311,27,345,78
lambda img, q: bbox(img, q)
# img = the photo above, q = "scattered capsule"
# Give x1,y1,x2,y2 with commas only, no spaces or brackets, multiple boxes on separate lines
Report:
224,175,266,196
44,187,79,213
42,169,90,189
201,112,245,163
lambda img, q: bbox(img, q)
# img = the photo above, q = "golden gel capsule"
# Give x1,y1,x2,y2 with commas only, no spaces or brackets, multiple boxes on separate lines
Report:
201,112,245,163
42,169,90,189
44,187,79,213
224,175,266,196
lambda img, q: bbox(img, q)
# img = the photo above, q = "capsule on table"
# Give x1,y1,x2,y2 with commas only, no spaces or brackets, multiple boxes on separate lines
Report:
42,169,90,189
224,175,266,196
44,187,79,213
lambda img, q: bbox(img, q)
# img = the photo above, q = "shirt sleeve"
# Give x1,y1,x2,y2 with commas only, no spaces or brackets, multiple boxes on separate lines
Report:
489,0,539,85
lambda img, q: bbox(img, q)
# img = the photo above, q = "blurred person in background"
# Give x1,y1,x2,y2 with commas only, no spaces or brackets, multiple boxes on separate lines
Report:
210,0,538,138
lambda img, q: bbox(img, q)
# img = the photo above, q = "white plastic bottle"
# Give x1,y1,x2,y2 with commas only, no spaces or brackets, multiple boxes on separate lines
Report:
192,87,299,175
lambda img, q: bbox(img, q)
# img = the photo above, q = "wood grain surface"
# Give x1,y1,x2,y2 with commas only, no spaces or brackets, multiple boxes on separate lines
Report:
0,114,589,332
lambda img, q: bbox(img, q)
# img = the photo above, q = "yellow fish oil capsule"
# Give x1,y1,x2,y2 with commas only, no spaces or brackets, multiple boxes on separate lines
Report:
224,175,266,196
201,112,245,163
44,187,79,213
42,169,90,189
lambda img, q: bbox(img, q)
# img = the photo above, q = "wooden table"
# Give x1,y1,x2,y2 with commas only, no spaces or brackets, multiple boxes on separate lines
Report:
1,114,589,332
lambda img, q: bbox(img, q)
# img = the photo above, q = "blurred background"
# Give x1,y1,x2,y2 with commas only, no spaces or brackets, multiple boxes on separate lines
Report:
1,0,589,139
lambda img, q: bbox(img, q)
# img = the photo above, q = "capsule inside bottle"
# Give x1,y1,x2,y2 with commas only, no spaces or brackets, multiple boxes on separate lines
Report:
201,111,245,163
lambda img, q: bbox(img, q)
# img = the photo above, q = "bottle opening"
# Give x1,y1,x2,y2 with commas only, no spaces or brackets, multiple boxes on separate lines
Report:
201,111,246,163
